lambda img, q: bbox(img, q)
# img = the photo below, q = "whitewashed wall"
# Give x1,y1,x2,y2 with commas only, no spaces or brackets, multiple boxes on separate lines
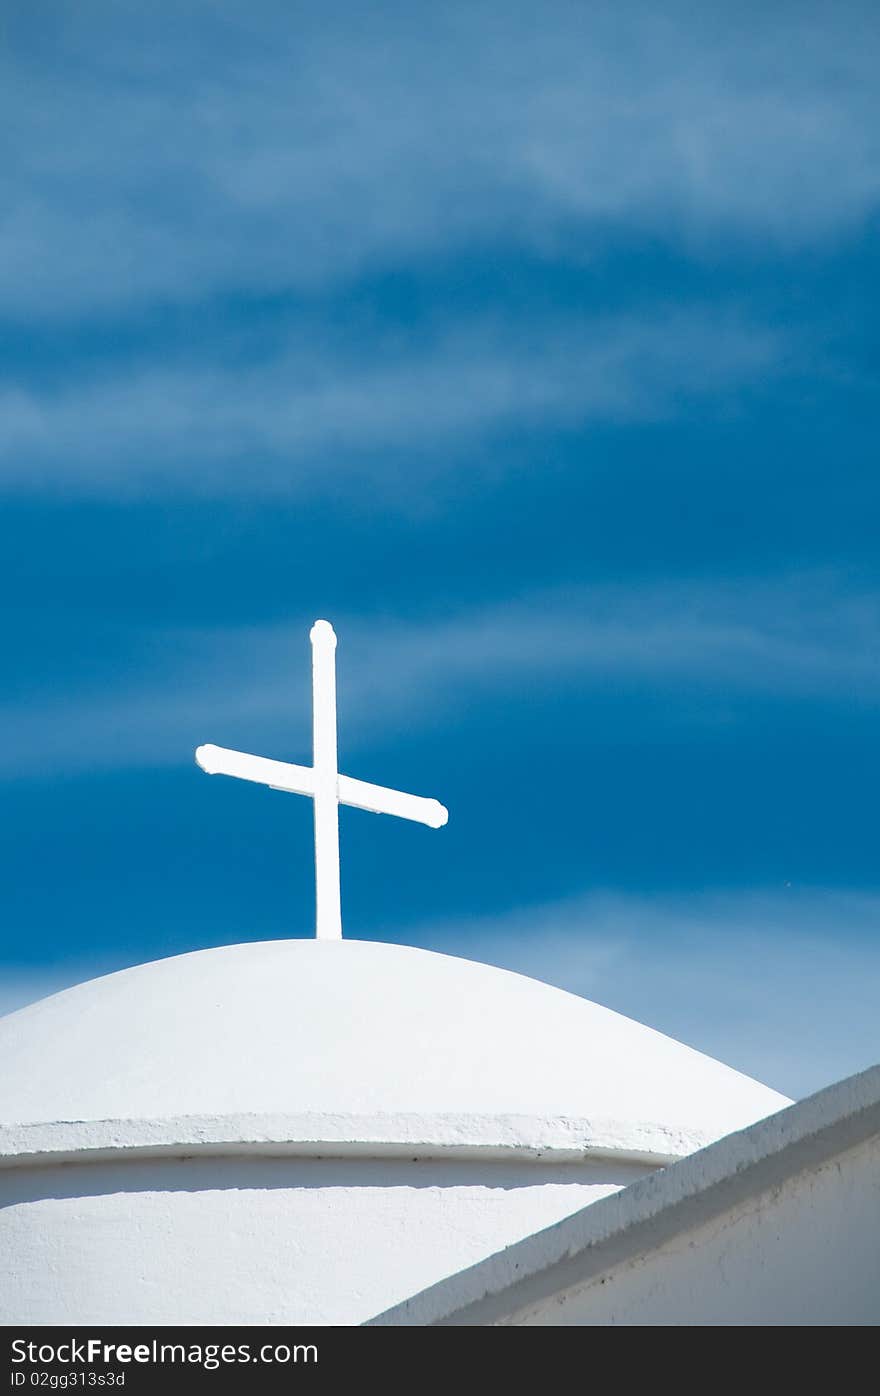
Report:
1,1153,649,1326
505,1132,880,1326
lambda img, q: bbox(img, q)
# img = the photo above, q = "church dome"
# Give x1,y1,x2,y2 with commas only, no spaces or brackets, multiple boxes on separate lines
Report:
0,938,789,1166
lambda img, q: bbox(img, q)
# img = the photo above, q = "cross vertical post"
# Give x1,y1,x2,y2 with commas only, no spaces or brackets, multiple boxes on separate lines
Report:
310,620,342,940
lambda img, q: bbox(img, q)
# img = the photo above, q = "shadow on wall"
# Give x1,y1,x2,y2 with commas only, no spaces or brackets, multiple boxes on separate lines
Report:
0,1153,648,1207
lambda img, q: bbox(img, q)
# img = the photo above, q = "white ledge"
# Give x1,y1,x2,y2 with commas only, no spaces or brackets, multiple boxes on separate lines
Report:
0,1111,715,1171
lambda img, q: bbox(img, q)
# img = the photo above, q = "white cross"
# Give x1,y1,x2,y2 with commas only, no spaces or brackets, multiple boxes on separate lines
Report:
195,619,448,940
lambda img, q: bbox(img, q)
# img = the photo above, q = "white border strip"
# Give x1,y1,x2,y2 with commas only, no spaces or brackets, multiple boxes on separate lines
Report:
0,1111,715,1171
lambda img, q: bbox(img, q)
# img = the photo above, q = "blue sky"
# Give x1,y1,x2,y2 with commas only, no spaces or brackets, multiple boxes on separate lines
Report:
2,0,879,1098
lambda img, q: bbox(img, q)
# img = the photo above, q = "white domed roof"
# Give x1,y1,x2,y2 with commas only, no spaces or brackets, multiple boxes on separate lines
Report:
0,939,789,1165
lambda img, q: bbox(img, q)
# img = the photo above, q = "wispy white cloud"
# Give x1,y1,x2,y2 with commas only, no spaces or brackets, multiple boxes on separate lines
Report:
1,3,878,320
0,572,877,779
0,308,780,496
403,885,880,1099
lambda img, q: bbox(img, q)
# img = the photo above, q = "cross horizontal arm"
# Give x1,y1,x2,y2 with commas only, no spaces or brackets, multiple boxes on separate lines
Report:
195,743,448,829
195,744,314,797
338,774,448,829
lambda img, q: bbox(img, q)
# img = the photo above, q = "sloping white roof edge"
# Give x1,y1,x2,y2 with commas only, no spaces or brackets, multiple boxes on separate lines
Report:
367,1063,880,1326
